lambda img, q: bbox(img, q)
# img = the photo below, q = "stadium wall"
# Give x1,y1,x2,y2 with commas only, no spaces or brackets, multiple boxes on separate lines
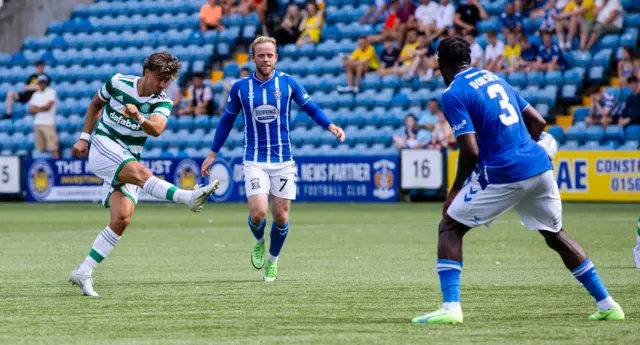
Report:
0,0,93,53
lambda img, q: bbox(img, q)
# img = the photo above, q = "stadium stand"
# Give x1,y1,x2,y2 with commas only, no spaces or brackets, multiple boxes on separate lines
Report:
0,0,639,159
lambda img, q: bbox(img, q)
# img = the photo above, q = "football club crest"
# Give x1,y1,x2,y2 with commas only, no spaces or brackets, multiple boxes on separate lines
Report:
174,159,201,191
273,89,282,99
250,178,261,190
28,159,53,201
140,103,151,113
373,159,396,200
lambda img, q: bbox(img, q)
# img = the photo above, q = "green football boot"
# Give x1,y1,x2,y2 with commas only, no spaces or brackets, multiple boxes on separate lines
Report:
251,241,265,269
412,308,463,325
264,260,278,282
589,302,625,321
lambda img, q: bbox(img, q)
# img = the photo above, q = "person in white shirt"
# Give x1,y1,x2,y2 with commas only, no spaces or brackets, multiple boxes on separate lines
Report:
465,33,484,68
28,75,59,158
435,0,456,38
582,0,623,50
483,30,505,72
415,0,440,38
179,72,214,115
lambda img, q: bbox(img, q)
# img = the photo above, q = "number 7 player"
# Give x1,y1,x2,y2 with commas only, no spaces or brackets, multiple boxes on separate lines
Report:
412,37,624,324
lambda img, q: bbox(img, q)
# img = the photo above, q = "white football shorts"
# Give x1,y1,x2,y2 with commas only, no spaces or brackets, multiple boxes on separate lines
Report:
447,170,562,232
243,161,297,200
88,135,139,207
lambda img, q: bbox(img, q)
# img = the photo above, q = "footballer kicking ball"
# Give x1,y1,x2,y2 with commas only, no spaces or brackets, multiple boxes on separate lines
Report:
537,131,558,160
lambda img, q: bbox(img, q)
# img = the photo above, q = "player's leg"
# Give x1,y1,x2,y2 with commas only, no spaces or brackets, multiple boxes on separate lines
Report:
633,217,640,269
4,91,18,118
515,170,624,320
413,180,524,325
243,162,271,270
70,190,135,296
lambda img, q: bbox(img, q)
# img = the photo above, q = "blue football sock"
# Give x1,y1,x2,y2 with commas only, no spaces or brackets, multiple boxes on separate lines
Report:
437,259,463,307
268,221,289,260
248,216,266,241
571,259,610,303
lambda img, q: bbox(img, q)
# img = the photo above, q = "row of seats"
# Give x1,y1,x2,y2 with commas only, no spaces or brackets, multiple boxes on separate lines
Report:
547,124,640,151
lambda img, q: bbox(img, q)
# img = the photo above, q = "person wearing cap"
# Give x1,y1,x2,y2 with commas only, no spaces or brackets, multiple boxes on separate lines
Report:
3,60,50,119
179,72,214,115
28,75,59,159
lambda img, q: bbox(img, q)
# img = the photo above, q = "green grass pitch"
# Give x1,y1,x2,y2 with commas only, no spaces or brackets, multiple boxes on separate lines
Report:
0,202,639,344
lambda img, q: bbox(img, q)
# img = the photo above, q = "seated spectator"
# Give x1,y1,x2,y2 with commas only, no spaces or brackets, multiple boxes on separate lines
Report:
368,0,401,43
218,67,250,114
377,37,402,76
435,0,457,38
454,0,488,35
466,34,484,68
397,0,418,40
503,31,521,73
361,0,390,24
618,48,640,88
272,3,303,46
586,86,625,127
403,32,437,81
297,0,324,46
338,37,380,93
537,30,568,70
582,0,623,51
555,0,595,50
255,0,284,35
516,0,547,13
393,114,424,149
200,0,225,33
518,34,540,72
179,73,214,116
220,0,236,16
619,76,640,127
395,29,420,75
484,31,505,72
532,0,569,32
429,112,455,149
501,2,524,37
3,60,49,120
419,98,442,131
415,0,440,39
28,75,59,159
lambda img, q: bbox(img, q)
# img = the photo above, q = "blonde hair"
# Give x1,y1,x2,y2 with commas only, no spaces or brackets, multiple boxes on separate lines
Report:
250,36,277,57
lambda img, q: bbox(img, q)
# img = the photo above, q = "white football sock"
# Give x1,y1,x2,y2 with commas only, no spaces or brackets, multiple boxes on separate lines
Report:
78,226,121,275
597,296,615,311
267,254,278,262
442,302,461,312
142,176,190,204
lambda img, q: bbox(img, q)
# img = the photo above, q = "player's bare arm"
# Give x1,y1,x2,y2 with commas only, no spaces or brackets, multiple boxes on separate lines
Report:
443,133,478,215
72,93,106,158
123,104,167,137
328,124,346,142
522,105,546,141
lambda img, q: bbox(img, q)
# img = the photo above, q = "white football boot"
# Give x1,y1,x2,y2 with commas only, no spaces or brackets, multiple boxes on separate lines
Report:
69,269,99,297
187,179,220,213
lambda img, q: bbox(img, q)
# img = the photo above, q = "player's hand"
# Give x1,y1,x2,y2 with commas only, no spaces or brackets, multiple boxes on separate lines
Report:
201,151,217,176
328,124,346,143
72,140,89,158
124,104,142,122
442,187,460,216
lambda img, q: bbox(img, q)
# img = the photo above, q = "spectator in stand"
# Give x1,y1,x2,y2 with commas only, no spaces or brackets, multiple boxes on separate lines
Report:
532,0,569,32
429,111,455,149
272,3,303,46
218,67,250,114
586,87,625,127
435,0,456,38
255,0,284,35
503,31,522,73
516,0,547,13
484,30,505,72
377,37,402,76
396,0,418,39
179,73,214,116
465,33,484,68
369,0,401,43
518,34,540,71
393,114,424,149
396,29,420,76
555,0,595,50
220,0,236,16
415,0,440,39
501,2,524,37
582,0,623,51
418,98,442,131
620,76,640,127
403,32,437,81
3,60,49,120
618,48,640,88
297,0,324,46
164,80,182,115
200,0,226,33
454,0,488,35
338,37,380,93
28,75,59,159
537,30,568,70
362,0,391,24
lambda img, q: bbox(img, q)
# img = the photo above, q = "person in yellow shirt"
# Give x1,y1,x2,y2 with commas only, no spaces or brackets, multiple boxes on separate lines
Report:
553,0,594,50
297,1,325,46
398,29,420,67
503,31,521,73
337,37,380,93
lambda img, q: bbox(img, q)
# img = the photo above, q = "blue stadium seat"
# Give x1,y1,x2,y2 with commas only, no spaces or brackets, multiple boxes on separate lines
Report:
570,51,592,68
565,125,586,142
546,126,565,144
581,140,601,150
604,125,625,143
545,70,563,86
573,107,590,123
564,67,585,85
589,66,606,82
625,125,640,141
585,126,604,142
620,28,638,47
617,140,639,150
507,72,527,88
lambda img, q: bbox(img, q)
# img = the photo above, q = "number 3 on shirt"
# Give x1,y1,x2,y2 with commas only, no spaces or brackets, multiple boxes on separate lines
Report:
487,84,519,126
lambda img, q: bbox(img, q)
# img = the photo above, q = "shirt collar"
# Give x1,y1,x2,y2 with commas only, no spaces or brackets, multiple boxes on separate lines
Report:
251,70,276,86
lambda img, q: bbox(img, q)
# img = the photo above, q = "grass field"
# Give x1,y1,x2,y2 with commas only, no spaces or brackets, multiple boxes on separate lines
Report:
0,202,639,345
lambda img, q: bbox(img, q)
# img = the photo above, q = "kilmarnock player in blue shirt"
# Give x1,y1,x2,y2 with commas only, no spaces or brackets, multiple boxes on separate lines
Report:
201,36,346,282
412,37,624,324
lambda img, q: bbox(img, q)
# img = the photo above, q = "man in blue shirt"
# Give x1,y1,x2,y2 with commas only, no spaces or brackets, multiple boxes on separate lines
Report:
201,36,345,282
500,2,523,37
537,30,567,71
411,36,624,325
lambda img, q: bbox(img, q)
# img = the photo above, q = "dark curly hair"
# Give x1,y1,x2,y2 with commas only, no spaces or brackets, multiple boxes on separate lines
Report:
436,36,471,72
143,52,181,82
